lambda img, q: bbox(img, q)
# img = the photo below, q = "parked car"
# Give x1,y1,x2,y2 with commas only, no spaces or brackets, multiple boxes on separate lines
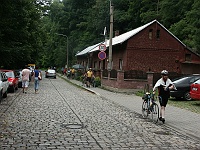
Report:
45,69,56,78
0,71,9,101
170,75,200,101
0,69,19,92
190,79,200,100
14,70,22,88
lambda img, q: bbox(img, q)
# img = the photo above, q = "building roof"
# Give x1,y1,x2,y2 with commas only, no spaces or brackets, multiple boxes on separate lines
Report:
76,43,101,56
76,20,186,56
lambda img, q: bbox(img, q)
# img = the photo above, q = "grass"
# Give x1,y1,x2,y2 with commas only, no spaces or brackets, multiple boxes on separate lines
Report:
135,91,200,114
168,98,200,114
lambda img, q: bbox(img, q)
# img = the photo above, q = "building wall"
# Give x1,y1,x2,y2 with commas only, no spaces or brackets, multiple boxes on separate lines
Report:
122,22,200,74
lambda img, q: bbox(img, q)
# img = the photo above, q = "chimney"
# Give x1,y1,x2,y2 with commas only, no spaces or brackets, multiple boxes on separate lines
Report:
115,30,119,37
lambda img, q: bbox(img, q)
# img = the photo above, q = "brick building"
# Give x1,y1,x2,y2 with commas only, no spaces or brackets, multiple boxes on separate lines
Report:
76,20,200,91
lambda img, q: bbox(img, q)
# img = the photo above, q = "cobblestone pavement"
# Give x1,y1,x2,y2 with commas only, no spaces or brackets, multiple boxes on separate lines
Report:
0,76,200,149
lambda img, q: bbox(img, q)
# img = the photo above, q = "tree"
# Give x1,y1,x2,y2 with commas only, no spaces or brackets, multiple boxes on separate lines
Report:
0,0,42,68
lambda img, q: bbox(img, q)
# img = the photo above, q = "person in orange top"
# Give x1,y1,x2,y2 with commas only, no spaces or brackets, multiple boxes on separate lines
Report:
71,68,75,79
86,68,93,87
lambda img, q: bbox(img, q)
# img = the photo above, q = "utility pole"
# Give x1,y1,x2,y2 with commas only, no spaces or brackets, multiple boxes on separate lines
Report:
56,33,69,68
108,0,113,70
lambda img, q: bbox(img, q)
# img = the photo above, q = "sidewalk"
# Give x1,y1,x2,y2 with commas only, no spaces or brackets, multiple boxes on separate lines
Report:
61,75,200,141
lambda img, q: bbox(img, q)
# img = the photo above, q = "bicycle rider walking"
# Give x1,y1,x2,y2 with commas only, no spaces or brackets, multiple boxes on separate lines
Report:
153,70,175,123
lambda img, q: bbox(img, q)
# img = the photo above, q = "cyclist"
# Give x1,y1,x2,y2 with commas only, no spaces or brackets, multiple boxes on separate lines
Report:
153,70,175,123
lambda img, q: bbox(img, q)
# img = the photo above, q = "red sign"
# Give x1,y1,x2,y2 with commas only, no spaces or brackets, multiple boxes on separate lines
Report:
98,51,106,60
99,44,106,51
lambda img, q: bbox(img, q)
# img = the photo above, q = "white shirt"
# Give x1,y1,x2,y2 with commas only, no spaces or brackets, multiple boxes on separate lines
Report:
22,69,31,81
153,78,173,91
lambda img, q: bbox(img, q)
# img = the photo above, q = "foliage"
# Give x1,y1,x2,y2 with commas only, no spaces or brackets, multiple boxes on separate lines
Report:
0,0,42,69
0,0,200,69
94,76,101,87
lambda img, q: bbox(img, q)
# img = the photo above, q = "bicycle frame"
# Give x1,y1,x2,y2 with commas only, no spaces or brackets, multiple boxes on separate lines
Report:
142,92,159,123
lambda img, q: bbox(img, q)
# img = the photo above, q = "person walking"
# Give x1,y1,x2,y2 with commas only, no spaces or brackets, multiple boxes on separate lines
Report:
22,65,31,94
71,68,75,79
34,66,42,94
86,68,93,87
153,70,175,123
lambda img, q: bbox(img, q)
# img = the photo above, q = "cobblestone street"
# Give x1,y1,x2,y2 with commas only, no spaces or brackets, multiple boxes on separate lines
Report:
0,76,200,149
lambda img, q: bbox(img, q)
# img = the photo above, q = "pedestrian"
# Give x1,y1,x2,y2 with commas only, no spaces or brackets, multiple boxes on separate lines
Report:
71,68,75,79
67,68,71,78
34,66,42,94
153,70,175,123
22,65,31,94
86,68,93,87
63,68,67,76
82,71,87,86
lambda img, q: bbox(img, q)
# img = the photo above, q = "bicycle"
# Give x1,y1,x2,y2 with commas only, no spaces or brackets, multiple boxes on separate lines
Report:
142,92,159,123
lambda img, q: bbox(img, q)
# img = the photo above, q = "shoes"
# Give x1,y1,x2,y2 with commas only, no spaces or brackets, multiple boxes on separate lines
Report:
159,117,165,123
159,117,162,121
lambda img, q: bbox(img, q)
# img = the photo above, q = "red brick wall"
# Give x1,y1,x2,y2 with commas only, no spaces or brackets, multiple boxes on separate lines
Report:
125,23,185,73
101,71,153,91
110,22,200,74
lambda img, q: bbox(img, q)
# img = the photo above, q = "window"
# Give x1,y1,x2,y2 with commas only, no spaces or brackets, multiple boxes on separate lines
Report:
119,59,123,70
149,29,153,39
156,30,160,39
185,54,191,61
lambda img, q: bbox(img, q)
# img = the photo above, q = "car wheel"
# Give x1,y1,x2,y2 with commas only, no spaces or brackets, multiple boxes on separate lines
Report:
3,91,7,98
184,92,192,101
15,85,18,90
10,86,15,93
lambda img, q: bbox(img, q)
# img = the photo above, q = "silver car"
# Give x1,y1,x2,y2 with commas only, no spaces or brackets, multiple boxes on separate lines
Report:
45,69,56,78
0,71,9,101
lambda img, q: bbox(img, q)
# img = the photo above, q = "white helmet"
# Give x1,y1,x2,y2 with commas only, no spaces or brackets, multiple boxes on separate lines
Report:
161,70,168,75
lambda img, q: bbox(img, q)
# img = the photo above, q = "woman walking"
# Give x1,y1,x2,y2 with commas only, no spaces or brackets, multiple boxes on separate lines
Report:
34,66,42,93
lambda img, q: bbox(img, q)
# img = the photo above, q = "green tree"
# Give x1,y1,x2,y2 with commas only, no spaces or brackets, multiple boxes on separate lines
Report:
0,0,43,68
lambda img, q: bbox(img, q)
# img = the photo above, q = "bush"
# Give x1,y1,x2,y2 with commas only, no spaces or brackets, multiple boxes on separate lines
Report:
94,76,101,87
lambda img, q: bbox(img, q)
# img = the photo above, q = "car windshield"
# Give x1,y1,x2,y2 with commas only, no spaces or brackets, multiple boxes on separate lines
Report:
194,79,200,84
173,76,200,84
5,71,15,78
48,69,55,73
173,77,190,84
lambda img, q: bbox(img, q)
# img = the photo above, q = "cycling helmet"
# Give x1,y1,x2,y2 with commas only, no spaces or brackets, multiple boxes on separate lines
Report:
161,70,168,75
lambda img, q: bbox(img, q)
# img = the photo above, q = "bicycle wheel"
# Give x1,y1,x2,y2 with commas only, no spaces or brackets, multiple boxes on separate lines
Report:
151,103,159,123
142,101,149,118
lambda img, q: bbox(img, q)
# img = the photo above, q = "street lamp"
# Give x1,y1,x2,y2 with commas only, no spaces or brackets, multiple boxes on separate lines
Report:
56,33,69,68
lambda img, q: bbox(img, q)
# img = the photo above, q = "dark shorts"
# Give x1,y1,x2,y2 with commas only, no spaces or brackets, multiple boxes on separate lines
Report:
87,77,92,82
159,95,169,107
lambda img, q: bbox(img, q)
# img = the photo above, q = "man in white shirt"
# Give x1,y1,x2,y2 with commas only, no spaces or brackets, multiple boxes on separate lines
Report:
22,65,31,94
153,70,175,123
